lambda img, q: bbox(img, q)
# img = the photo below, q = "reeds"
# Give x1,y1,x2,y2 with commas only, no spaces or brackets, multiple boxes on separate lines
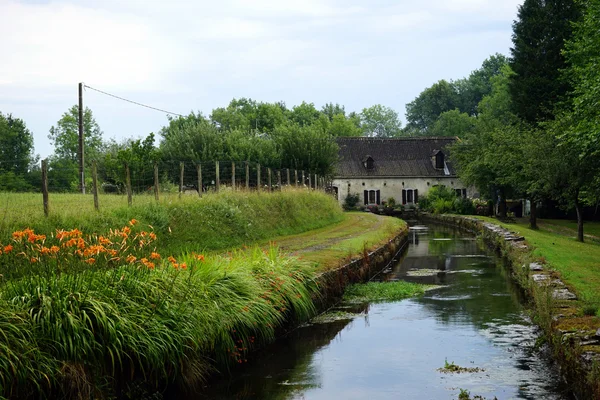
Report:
0,226,318,398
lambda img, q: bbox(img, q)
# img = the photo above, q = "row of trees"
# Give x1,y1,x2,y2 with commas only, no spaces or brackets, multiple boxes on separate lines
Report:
435,0,599,242
0,99,408,192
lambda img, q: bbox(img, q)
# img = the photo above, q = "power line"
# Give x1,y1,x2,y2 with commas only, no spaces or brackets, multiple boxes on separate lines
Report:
83,84,185,117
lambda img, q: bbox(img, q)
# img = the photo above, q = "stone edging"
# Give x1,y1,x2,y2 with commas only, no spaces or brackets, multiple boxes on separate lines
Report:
312,228,408,309
420,213,600,399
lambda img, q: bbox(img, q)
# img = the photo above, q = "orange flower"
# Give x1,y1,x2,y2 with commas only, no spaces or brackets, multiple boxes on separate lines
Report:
64,238,78,247
195,254,205,262
98,236,111,246
12,231,25,240
179,262,187,270
3,244,13,253
30,257,38,263
126,255,137,264
40,246,51,255
50,246,60,254
77,238,86,249
168,256,177,264
129,219,138,226
85,258,96,264
150,252,161,260
123,226,131,235
55,230,67,240
149,232,157,240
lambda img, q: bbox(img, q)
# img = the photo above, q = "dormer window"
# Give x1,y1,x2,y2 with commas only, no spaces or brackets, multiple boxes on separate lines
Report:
363,155,374,170
432,150,445,169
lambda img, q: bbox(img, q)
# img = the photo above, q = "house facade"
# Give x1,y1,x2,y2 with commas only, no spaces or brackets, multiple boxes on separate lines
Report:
331,137,472,207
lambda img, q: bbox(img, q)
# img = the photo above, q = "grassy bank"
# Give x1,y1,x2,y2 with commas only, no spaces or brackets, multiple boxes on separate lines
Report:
0,190,409,398
273,212,407,271
0,189,344,255
0,224,319,398
475,217,600,316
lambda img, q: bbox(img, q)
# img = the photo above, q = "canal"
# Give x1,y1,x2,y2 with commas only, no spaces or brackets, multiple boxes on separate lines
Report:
191,223,570,399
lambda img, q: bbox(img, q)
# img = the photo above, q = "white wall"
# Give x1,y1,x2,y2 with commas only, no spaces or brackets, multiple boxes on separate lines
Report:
332,177,474,207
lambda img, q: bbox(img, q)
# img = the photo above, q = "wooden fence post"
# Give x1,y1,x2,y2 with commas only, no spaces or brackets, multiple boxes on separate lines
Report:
197,163,202,198
215,161,220,192
232,162,236,190
257,164,261,191
41,159,49,217
308,173,312,190
125,163,132,206
286,169,290,186
314,174,318,190
154,162,159,201
245,162,250,189
293,170,297,187
179,162,184,198
268,168,272,191
301,170,305,187
92,160,99,211
277,170,282,190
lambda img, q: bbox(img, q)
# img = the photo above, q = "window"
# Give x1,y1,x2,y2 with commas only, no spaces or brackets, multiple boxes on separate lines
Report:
455,188,467,198
363,189,380,205
402,189,419,204
363,156,374,170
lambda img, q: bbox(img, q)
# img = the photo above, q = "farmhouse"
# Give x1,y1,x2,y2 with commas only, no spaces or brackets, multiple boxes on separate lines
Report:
331,137,472,207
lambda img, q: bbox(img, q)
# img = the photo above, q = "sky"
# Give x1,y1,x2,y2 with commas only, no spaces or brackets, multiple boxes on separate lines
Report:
0,0,524,159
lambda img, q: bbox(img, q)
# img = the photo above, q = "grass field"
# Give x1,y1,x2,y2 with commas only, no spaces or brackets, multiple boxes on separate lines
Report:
475,217,600,313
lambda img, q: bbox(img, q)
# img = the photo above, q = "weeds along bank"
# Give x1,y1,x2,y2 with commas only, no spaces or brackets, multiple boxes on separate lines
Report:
0,189,344,254
0,190,345,398
421,214,600,399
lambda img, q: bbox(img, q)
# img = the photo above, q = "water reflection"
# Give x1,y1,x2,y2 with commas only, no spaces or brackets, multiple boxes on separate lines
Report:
188,224,570,400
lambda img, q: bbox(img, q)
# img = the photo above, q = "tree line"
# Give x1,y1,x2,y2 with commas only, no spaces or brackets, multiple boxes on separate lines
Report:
408,0,598,242
0,99,410,193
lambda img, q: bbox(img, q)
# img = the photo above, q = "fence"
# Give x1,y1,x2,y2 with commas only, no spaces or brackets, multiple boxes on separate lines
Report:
38,159,329,216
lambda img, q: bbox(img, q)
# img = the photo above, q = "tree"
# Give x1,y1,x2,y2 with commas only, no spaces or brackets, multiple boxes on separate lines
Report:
159,113,223,162
290,102,322,127
429,110,476,138
272,123,339,176
47,106,104,191
360,105,402,137
509,0,581,123
321,103,346,121
405,80,459,133
48,106,104,163
328,114,363,137
0,112,36,176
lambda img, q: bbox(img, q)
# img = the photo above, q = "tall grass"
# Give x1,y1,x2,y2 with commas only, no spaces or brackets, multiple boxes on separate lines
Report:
0,246,318,398
0,189,343,254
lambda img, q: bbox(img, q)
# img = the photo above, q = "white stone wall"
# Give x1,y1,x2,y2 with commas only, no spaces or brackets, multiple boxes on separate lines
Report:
332,177,474,207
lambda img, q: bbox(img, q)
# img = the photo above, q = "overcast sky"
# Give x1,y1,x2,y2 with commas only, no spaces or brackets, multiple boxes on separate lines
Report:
0,0,524,159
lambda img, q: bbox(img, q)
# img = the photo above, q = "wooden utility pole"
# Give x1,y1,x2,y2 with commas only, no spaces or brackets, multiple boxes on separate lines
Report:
41,159,49,217
78,83,85,194
92,160,99,211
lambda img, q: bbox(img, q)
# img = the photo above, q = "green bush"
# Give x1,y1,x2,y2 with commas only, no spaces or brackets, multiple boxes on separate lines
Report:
343,193,360,211
419,186,475,215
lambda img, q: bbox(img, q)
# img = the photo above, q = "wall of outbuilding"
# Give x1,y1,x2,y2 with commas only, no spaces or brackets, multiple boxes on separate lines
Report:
331,177,475,207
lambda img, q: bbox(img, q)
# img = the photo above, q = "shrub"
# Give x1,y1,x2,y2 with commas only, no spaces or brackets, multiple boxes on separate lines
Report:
387,197,396,208
419,186,475,215
343,193,360,210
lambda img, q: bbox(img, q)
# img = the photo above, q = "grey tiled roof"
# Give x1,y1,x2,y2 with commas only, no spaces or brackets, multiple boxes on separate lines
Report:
334,137,458,178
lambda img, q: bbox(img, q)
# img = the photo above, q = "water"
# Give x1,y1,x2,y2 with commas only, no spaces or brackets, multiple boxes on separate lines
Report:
190,224,570,400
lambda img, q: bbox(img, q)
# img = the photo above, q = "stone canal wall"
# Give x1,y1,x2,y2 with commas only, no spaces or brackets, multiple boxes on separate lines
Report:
312,229,409,310
420,213,600,399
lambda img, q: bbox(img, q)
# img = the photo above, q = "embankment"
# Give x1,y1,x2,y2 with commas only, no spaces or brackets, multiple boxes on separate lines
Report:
0,191,407,399
421,213,600,399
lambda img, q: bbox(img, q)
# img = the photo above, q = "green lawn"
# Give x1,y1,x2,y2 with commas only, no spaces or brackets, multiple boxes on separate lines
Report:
475,217,600,310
